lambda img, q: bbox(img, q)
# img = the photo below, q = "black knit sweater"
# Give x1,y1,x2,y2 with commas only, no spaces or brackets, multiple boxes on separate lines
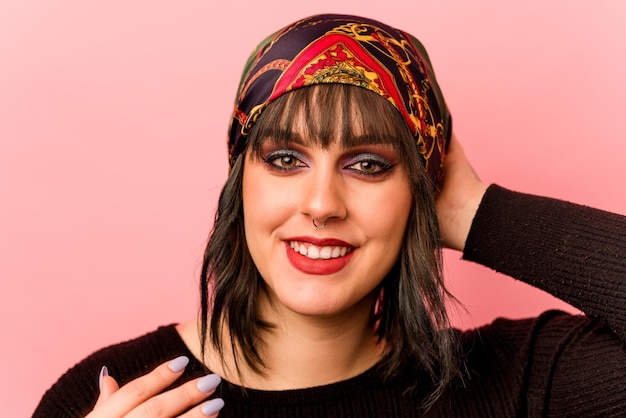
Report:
33,185,626,417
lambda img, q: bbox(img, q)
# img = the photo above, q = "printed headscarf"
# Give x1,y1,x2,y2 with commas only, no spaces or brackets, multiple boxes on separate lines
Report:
228,14,452,184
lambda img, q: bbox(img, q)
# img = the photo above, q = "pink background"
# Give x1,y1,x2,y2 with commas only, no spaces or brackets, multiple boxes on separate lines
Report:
2,1,625,416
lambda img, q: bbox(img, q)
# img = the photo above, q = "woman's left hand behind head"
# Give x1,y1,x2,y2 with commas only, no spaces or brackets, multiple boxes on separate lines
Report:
435,134,488,252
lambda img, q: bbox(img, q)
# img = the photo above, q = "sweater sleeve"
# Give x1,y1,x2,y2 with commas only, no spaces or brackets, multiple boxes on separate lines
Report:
463,184,626,340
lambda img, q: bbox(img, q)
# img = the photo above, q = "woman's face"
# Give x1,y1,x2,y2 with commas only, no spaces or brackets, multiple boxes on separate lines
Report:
242,126,413,320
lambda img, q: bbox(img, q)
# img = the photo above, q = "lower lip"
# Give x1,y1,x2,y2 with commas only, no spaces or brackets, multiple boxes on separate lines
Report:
285,243,355,275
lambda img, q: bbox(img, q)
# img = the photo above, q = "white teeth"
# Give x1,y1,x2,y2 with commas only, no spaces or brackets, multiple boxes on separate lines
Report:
319,246,332,259
289,241,351,260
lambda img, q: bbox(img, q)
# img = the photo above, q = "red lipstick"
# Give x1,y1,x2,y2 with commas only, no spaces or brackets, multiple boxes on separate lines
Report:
284,238,355,275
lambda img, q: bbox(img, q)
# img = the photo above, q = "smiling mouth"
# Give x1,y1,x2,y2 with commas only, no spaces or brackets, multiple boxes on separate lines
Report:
289,241,353,260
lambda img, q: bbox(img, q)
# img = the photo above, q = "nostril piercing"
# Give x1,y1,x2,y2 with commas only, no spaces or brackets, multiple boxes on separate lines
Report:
313,219,327,229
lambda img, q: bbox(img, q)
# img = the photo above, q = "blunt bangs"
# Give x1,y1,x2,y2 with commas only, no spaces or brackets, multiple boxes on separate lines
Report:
246,84,417,161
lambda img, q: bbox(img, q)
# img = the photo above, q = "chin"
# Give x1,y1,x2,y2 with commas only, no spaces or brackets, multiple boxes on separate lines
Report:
282,297,343,317
276,290,374,320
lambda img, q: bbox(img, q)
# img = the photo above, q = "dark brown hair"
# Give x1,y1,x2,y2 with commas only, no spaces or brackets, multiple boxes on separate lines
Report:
200,84,459,406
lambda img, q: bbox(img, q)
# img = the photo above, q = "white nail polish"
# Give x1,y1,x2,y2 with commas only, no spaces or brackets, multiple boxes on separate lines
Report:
98,366,108,391
167,356,190,373
197,374,222,393
201,398,225,416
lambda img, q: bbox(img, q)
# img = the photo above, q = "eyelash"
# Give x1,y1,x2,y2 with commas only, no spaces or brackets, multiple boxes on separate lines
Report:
262,149,395,177
262,150,306,172
345,154,394,177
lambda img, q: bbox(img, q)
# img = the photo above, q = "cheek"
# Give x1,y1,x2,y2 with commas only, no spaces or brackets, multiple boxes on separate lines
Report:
368,184,413,256
366,183,412,234
242,162,298,246
242,159,274,220
243,173,288,225
242,179,263,223
242,166,269,238
385,203,411,247
242,164,273,269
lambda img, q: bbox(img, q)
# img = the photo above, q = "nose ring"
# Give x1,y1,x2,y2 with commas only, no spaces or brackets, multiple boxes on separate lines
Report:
312,219,327,229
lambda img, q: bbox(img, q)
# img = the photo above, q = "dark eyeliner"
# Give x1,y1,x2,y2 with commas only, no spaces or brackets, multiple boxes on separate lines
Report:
346,153,395,176
262,149,306,171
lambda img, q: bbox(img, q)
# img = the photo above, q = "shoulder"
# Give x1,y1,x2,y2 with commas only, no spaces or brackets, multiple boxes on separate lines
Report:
459,310,621,362
69,324,194,385
458,311,626,415
456,310,620,387
33,324,205,417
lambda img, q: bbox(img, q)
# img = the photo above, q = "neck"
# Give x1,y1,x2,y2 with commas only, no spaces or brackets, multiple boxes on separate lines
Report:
222,292,385,390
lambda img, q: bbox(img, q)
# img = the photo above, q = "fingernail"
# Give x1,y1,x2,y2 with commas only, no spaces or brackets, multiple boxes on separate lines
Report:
197,374,221,393
201,398,225,416
167,356,189,373
98,366,108,390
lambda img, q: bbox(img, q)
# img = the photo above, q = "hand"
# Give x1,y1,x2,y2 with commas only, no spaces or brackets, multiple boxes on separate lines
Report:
87,356,224,417
435,134,488,252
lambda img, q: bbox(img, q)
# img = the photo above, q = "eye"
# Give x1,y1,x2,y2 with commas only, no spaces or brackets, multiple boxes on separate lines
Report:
345,153,394,176
263,150,307,171
273,155,299,168
349,160,384,174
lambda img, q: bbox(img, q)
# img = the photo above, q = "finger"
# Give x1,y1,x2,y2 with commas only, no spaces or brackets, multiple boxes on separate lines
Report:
200,398,225,417
179,397,225,418
125,374,222,418
88,356,190,417
93,366,120,407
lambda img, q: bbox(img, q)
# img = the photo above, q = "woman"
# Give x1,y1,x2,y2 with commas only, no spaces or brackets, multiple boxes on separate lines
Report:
34,14,625,417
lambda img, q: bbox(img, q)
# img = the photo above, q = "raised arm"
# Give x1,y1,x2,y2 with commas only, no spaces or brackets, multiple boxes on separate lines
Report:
436,135,626,339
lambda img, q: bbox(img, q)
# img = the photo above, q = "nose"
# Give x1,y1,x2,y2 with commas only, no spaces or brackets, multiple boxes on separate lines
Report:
299,164,347,225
